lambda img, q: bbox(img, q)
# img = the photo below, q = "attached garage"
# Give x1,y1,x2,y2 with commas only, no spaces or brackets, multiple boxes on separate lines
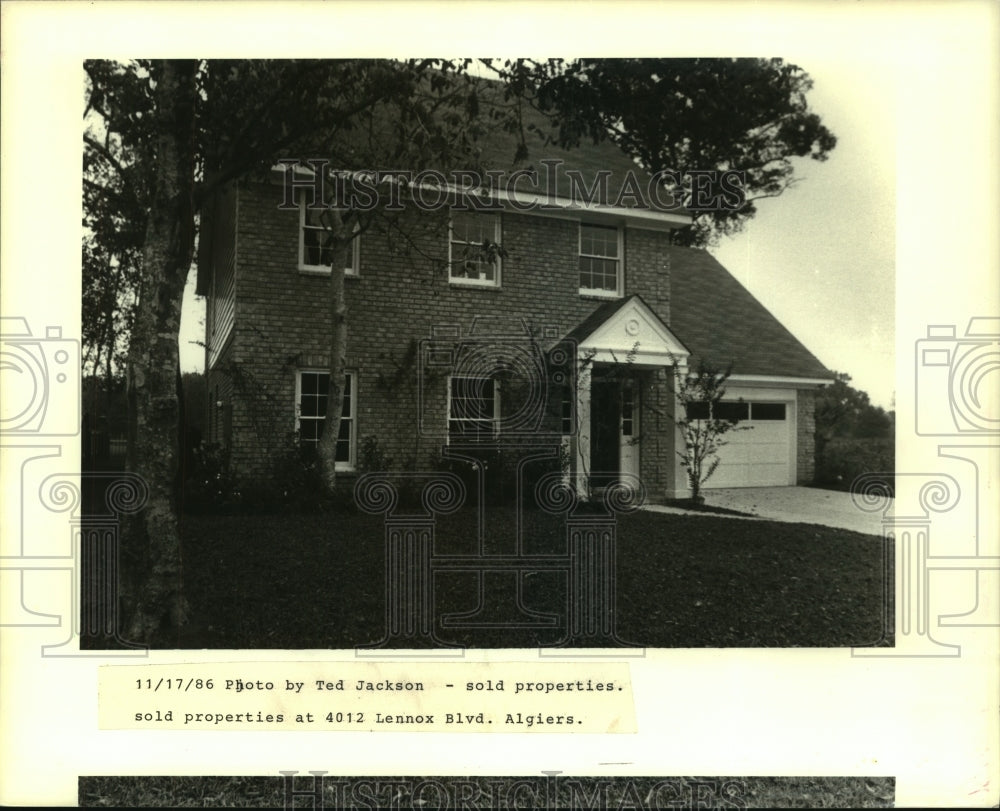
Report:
667,247,836,495
704,388,797,488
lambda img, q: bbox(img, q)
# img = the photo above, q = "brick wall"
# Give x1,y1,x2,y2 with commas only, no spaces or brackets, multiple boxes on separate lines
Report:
796,389,817,484
222,179,678,488
637,367,673,499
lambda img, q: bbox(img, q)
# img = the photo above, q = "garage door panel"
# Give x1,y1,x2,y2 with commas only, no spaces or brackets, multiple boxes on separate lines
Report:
706,462,748,488
720,443,751,464
751,463,789,486
704,398,793,489
748,442,787,464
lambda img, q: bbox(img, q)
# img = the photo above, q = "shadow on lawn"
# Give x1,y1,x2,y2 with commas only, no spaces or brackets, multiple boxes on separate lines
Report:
82,503,893,650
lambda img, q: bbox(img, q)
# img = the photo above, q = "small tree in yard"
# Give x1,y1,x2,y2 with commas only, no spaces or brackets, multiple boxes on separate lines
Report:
673,361,749,503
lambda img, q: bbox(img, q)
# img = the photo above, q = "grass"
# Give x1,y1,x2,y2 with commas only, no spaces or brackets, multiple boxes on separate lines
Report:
658,499,758,517
79,774,896,807
84,504,892,650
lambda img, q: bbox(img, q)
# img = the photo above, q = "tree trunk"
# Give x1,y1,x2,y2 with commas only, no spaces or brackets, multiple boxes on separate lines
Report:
121,59,198,646
316,213,352,494
104,295,114,443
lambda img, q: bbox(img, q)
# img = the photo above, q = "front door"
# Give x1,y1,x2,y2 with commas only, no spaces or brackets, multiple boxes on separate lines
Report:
589,376,640,488
590,380,620,486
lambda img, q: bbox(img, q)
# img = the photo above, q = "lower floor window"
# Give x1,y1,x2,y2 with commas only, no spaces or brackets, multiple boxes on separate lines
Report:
297,370,355,468
449,375,499,442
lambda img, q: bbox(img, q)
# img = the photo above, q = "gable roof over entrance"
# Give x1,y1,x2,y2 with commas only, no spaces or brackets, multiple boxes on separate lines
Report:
567,294,690,366
668,246,834,381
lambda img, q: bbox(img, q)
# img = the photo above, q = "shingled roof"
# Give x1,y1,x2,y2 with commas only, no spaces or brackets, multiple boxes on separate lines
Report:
668,246,833,380
470,90,687,213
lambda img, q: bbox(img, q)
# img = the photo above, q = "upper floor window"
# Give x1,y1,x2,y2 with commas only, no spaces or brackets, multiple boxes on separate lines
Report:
296,370,356,470
579,223,622,297
449,212,501,287
299,197,360,276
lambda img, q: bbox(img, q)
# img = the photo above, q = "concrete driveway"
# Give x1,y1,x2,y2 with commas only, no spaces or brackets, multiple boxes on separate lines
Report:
647,486,892,536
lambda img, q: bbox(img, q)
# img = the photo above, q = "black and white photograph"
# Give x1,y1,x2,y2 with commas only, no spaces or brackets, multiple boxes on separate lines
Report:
1,2,997,809
78,56,892,653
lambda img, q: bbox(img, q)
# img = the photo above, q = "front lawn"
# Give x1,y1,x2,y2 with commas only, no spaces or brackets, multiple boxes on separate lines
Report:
108,505,892,649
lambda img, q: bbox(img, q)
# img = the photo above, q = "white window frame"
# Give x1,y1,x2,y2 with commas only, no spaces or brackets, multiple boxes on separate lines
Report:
298,195,360,277
560,383,575,436
447,374,501,442
621,379,636,437
295,369,357,471
448,211,502,288
578,222,623,298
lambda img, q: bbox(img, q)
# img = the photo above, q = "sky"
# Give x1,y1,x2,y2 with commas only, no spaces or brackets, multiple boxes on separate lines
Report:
179,58,896,409
712,60,895,409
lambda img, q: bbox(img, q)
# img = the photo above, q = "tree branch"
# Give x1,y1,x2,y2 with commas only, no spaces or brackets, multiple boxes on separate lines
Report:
84,133,131,182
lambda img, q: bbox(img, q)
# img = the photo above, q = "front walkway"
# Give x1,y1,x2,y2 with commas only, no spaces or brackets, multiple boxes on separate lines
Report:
645,486,892,536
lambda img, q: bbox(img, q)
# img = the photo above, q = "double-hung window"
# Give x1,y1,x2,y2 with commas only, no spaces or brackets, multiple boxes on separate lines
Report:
449,211,501,286
296,370,356,469
579,223,622,296
448,375,500,442
299,197,360,276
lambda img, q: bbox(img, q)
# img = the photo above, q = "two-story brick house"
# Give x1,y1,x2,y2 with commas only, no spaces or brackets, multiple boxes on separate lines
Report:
196,131,832,501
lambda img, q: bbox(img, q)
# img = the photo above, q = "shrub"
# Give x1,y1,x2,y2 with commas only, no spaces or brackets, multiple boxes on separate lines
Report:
816,437,894,496
358,435,393,474
431,443,564,509
257,443,356,514
180,442,241,514
181,439,357,515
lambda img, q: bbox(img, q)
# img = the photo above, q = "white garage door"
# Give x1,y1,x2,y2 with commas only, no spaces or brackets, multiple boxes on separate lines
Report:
704,400,794,488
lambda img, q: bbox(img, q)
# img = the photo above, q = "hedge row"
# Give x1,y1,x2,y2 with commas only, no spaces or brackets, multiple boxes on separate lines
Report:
815,437,895,496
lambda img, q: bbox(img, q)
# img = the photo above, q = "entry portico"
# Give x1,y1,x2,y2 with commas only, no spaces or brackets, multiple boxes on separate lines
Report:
566,295,690,500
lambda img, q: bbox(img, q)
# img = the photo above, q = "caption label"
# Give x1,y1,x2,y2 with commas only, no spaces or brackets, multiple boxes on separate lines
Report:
99,661,635,733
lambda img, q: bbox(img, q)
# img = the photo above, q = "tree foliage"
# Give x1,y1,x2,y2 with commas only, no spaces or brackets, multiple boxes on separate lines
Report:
814,372,894,446
84,58,525,643
492,58,836,246
83,60,155,380
672,361,750,501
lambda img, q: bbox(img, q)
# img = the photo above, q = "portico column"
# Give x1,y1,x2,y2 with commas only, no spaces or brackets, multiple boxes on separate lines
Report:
574,360,592,499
